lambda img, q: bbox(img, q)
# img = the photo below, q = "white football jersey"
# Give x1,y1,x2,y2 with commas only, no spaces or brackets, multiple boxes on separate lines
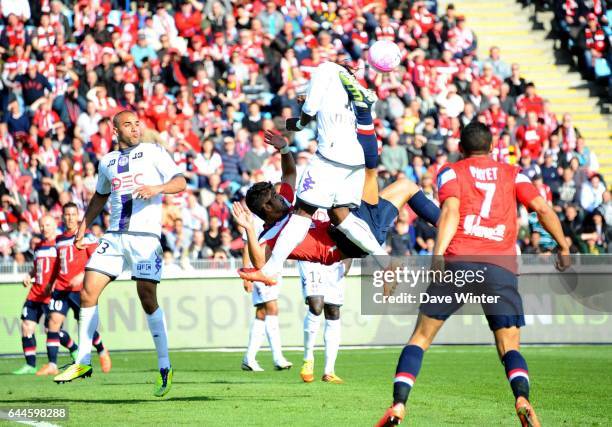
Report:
302,62,364,167
95,143,182,237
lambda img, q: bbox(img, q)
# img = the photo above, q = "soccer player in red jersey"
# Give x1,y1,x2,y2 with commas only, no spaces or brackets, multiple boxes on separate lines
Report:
13,215,77,375
237,76,440,280
376,123,570,427
236,134,439,274
38,202,111,376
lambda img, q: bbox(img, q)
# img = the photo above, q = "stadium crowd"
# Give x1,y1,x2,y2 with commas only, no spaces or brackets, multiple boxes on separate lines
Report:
551,0,611,91
0,0,610,270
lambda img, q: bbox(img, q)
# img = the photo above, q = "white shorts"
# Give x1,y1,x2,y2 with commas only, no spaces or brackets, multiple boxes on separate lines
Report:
252,280,282,306
86,232,163,283
296,154,364,209
298,261,346,306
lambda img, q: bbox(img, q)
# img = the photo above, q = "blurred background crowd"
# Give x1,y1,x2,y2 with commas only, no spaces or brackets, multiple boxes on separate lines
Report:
0,0,610,271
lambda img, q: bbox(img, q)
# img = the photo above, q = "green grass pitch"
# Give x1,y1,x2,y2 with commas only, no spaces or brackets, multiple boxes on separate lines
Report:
1,346,610,426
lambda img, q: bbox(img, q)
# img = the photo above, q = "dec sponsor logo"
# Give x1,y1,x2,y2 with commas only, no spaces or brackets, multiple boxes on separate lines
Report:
112,173,144,191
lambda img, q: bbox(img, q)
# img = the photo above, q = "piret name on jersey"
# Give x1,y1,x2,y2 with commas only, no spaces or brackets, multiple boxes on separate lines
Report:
468,166,498,181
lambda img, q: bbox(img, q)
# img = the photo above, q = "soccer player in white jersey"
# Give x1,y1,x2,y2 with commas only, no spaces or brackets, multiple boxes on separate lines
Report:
239,59,389,285
54,110,186,397
298,258,349,384
241,210,292,371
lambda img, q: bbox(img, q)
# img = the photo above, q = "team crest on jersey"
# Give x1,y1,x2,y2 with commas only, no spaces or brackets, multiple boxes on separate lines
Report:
118,156,129,166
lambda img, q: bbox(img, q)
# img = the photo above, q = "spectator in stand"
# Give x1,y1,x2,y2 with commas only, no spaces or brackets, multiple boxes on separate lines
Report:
516,111,548,160
381,131,408,177
581,173,606,213
576,13,611,78
219,137,245,184
516,82,544,116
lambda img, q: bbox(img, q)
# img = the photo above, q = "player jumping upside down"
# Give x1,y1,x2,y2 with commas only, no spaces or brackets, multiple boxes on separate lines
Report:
39,202,111,377
13,215,78,375
239,60,438,285
375,123,571,427
54,110,186,398
234,79,440,271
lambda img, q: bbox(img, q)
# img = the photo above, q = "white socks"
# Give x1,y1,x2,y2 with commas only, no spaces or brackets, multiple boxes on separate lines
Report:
262,215,312,276
324,319,341,375
336,212,387,256
264,315,284,363
76,306,98,365
146,307,170,370
303,311,322,361
245,318,266,361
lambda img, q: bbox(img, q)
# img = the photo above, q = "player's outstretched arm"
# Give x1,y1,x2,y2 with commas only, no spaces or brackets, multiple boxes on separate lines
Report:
264,130,297,188
432,197,460,256
232,202,267,269
528,196,571,270
75,192,110,249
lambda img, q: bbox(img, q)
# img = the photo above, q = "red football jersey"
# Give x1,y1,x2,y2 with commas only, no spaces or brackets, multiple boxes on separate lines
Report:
53,231,98,292
28,239,57,303
259,183,342,266
437,156,540,257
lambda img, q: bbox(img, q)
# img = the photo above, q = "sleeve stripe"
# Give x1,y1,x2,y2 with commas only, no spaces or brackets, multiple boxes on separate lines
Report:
515,173,531,184
437,168,457,189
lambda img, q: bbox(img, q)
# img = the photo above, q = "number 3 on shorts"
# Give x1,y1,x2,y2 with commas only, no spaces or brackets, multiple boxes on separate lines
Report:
97,241,110,254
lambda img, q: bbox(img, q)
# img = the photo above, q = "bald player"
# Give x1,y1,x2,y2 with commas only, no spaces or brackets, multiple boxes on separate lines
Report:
54,111,186,398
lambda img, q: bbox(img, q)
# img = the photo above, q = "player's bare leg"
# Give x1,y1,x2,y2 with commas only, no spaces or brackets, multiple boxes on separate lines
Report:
54,271,111,383
377,314,444,426
361,168,380,206
494,327,540,427
13,320,38,374
137,280,173,397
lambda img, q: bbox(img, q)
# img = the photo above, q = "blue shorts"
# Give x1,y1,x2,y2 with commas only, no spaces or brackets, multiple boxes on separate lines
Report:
48,290,81,320
419,262,526,331
332,197,399,258
21,300,48,326
353,198,399,245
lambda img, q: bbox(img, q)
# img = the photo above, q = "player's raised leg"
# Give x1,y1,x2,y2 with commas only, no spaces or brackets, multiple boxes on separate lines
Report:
244,204,317,284
340,72,439,227
494,326,541,427
376,313,444,426
137,279,173,397
379,179,440,227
